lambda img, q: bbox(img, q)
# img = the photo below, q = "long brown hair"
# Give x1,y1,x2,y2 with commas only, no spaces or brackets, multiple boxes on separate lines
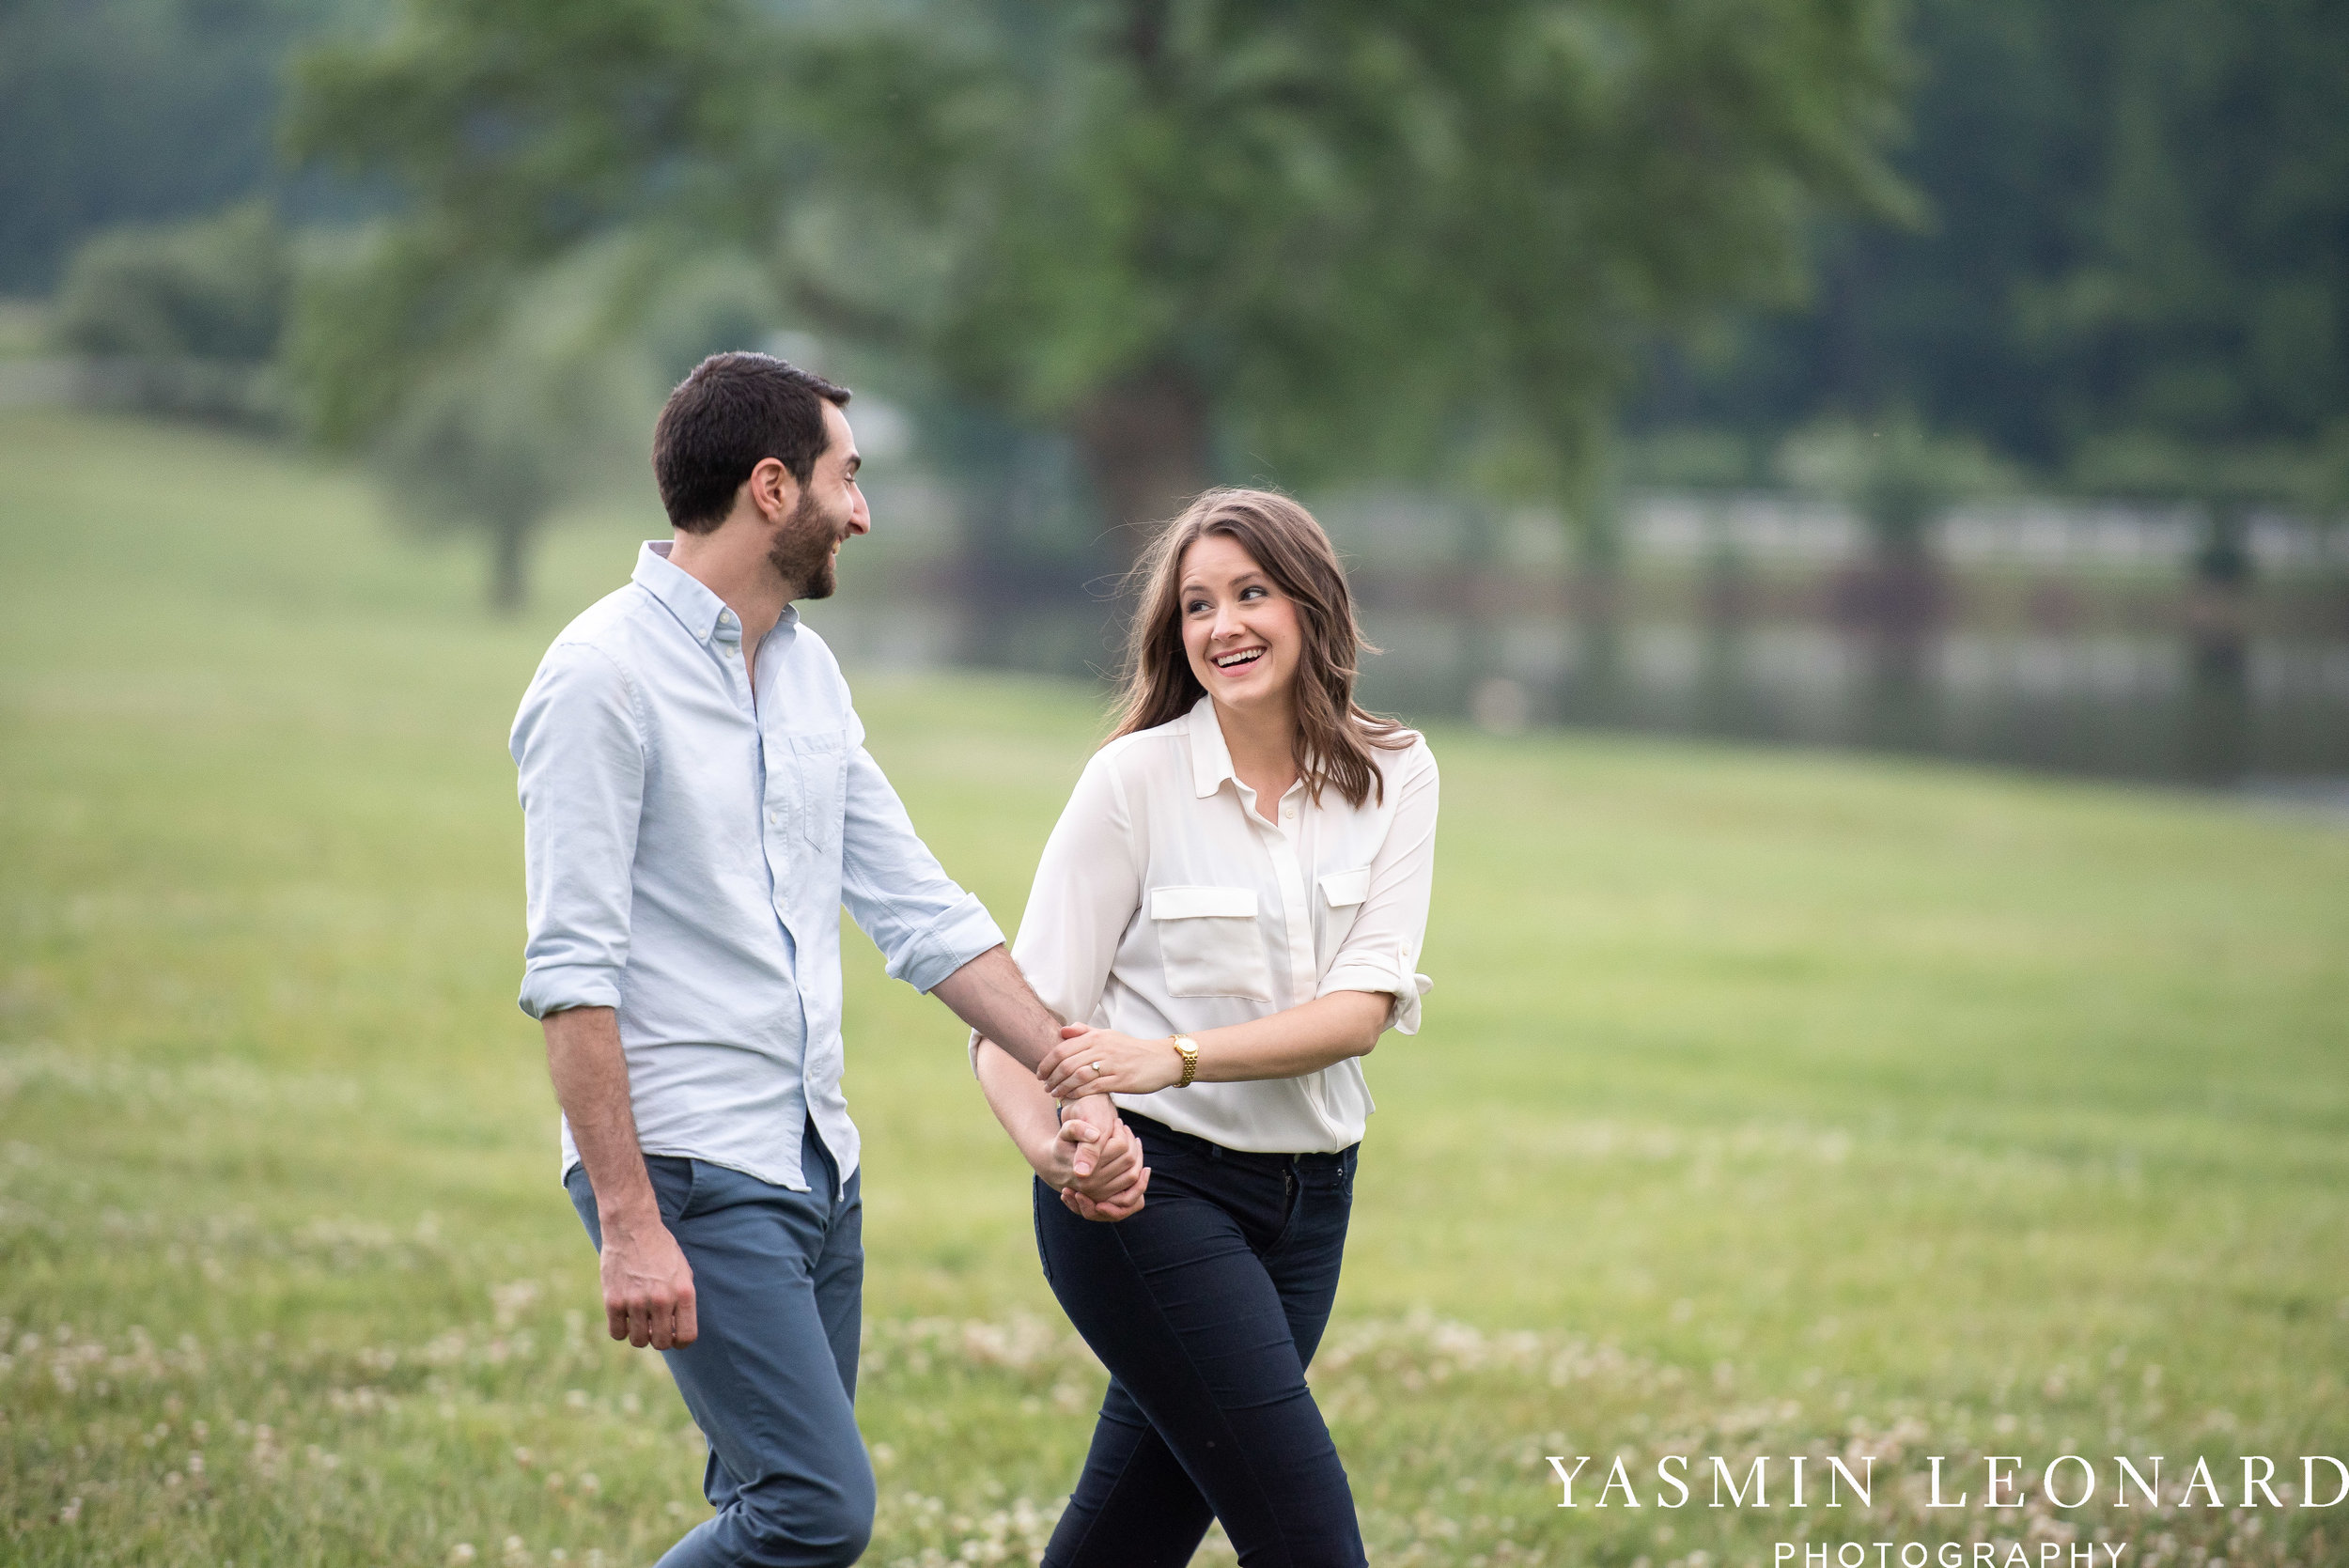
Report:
1111,489,1411,808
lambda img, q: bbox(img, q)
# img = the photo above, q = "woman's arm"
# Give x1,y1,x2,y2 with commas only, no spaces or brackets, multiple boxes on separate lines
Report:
1038,739,1440,1103
976,1037,1149,1219
1034,989,1390,1100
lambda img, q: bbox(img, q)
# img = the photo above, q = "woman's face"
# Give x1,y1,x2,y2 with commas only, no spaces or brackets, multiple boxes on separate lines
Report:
1178,532,1301,717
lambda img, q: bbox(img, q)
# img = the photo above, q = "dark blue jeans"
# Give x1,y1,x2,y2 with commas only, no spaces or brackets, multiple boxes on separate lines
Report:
1034,1112,1365,1568
566,1120,871,1568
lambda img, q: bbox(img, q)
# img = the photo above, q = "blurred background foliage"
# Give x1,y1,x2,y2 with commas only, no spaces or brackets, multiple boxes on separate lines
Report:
4,0,2338,479
53,202,294,366
269,0,1912,567
1637,0,2349,468
2,0,2344,782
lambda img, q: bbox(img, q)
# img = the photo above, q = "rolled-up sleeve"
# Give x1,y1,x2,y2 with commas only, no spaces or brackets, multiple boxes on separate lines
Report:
511,643,646,1019
1315,743,1439,1034
839,730,1004,994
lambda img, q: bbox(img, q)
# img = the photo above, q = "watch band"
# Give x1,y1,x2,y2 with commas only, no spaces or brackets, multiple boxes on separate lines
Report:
1170,1033,1200,1089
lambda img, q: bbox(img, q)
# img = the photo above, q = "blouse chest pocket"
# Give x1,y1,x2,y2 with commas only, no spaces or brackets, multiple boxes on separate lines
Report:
1318,866,1373,950
1150,886,1274,1001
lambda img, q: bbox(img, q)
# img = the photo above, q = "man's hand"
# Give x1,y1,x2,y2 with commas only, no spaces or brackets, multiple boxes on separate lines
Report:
1059,1157,1150,1220
1055,1094,1149,1221
939,951,1153,1219
599,1211,698,1349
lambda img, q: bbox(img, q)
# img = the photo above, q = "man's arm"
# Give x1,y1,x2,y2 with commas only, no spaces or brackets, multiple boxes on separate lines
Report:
973,1037,1148,1220
930,942,1071,1075
932,947,1139,1203
542,1006,696,1350
512,645,688,1341
831,725,1143,1208
930,746,1149,1201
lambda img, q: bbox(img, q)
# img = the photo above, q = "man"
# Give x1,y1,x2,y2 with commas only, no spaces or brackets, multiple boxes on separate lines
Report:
510,351,1147,1568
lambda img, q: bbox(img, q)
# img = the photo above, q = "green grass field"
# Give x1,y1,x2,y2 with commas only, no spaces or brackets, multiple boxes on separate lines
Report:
3,410,2346,1567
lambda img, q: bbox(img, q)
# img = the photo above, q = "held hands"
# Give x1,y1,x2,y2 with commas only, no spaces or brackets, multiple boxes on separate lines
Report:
1041,1093,1149,1221
1037,1023,1184,1100
598,1211,697,1350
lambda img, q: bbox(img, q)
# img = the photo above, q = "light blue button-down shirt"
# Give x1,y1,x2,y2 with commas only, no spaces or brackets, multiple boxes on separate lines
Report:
510,541,1004,1193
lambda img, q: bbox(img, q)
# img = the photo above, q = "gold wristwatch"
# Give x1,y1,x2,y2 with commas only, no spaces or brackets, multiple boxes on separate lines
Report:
1169,1033,1200,1089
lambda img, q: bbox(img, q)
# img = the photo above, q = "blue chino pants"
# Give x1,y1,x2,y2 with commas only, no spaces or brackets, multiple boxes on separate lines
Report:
566,1119,872,1568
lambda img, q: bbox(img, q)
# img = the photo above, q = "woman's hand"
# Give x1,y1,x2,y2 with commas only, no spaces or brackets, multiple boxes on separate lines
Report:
1037,1023,1184,1100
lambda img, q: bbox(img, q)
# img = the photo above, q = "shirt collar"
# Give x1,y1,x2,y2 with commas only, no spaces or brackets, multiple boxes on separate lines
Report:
632,540,797,647
1183,692,1236,799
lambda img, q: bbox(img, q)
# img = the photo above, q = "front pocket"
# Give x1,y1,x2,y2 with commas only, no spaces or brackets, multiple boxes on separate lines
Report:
1150,885,1274,1001
1319,867,1372,908
646,1156,699,1223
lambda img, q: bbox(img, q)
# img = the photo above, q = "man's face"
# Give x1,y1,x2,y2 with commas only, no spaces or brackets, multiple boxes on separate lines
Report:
767,400,868,600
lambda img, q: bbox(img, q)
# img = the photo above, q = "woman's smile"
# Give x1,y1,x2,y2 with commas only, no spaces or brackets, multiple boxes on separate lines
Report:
1179,533,1300,706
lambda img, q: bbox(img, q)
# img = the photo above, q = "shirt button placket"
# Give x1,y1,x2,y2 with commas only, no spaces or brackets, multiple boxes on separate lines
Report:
1264,803,1316,1003
714,613,746,697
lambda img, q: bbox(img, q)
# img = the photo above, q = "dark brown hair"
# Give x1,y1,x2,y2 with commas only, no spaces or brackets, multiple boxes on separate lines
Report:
652,351,849,533
1112,488,1411,808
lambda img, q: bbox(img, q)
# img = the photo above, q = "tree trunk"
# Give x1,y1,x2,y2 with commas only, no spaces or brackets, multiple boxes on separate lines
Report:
2181,501,2252,781
490,516,532,613
2193,500,2253,590
1068,364,1214,566
1559,468,1627,725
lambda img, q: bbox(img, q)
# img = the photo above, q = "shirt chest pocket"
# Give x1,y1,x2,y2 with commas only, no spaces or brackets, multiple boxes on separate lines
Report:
782,730,849,852
1150,886,1274,1001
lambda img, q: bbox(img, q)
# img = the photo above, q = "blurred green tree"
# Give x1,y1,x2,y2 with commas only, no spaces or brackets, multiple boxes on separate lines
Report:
1643,0,2349,479
295,237,660,609
282,0,1909,581
54,203,294,365
50,202,297,426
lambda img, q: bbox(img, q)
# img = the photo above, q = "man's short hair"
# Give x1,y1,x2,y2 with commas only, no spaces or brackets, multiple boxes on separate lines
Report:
652,352,851,534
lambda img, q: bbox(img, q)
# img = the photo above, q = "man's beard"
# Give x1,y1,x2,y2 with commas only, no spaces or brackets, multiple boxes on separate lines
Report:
767,488,844,600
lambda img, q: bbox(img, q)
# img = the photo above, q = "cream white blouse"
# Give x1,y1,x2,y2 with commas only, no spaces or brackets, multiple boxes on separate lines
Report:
1003,694,1438,1154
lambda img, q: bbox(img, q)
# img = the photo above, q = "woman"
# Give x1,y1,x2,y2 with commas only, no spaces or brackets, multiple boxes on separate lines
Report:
972,489,1439,1567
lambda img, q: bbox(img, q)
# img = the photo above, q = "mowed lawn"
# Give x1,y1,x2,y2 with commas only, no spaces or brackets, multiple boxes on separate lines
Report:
2,410,2345,1567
